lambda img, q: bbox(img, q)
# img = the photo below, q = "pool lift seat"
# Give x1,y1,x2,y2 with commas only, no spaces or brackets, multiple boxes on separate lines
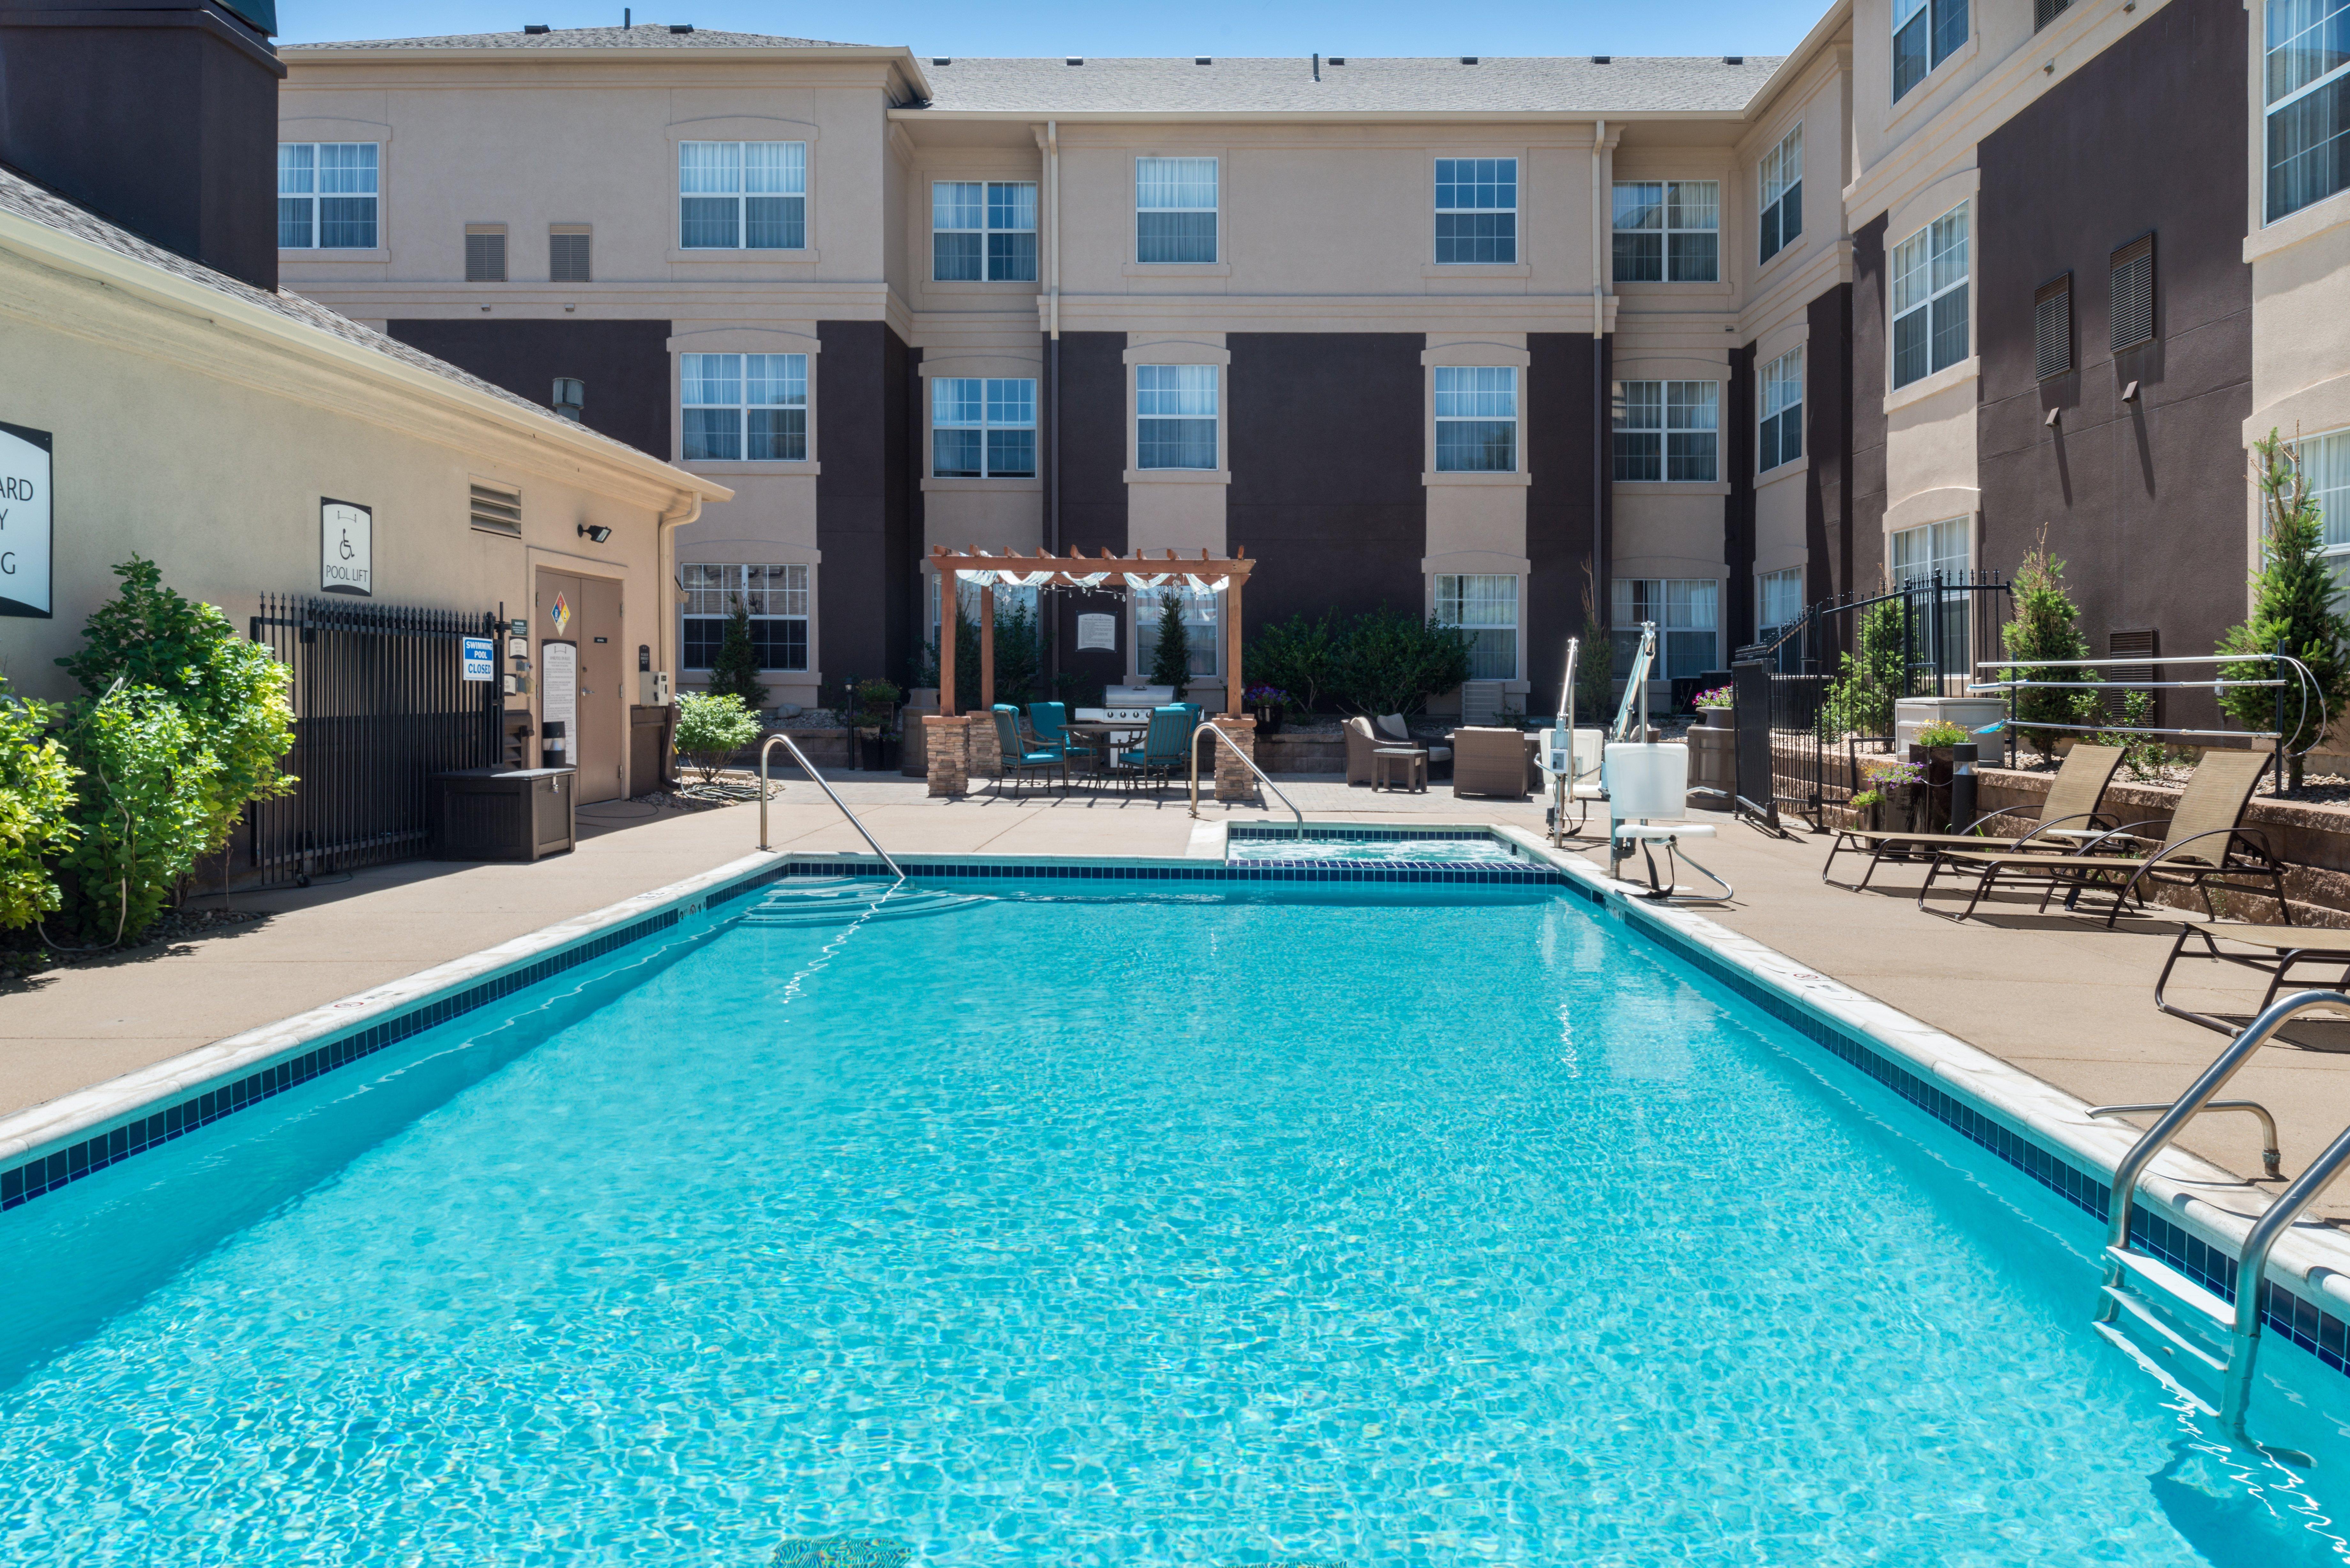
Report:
2093,988,2350,1446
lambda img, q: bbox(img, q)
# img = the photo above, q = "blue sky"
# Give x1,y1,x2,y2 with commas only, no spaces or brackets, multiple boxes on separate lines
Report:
274,0,1832,59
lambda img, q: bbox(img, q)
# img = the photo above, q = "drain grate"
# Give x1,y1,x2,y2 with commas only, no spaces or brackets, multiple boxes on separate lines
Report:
771,1538,913,1568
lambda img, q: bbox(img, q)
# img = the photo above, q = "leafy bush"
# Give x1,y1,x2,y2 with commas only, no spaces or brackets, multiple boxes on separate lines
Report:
994,598,1044,707
2097,687,2172,781
2221,430,2350,791
1247,614,1339,713
1820,599,1906,741
53,687,220,944
1575,610,1616,727
1914,720,1969,748
704,596,769,712
674,691,763,782
912,597,981,714
1330,608,1473,717
1998,543,2100,760
0,685,76,931
1147,590,1192,691
848,677,903,734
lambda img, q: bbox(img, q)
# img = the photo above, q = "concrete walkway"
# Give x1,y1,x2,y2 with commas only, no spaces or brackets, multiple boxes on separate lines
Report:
10,773,2346,1217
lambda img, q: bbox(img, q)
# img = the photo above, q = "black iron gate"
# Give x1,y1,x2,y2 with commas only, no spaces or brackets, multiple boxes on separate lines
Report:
1733,572,2012,830
247,594,499,881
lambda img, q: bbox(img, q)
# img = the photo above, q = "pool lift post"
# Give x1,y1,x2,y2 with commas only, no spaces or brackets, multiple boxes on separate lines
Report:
1600,624,1732,901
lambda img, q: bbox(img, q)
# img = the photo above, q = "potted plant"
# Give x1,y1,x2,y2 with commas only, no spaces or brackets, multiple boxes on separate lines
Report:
849,676,903,771
1849,788,1885,833
1245,683,1290,735
1693,685,1735,727
1910,720,1973,831
1873,758,1929,834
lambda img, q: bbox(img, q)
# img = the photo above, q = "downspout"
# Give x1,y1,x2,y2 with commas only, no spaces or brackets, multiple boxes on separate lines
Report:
656,488,703,694
1048,118,1063,690
1590,119,1608,627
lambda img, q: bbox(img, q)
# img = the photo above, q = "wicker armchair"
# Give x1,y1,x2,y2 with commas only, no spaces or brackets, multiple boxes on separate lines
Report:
1451,727,1536,800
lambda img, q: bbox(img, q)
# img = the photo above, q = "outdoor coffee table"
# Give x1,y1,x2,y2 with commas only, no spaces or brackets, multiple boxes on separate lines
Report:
1373,747,1427,793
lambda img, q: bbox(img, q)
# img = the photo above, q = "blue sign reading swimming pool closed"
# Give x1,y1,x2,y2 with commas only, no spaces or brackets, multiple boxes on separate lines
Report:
461,637,495,682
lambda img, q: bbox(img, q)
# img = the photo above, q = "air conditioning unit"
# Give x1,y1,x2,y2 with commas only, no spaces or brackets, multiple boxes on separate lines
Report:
639,670,672,705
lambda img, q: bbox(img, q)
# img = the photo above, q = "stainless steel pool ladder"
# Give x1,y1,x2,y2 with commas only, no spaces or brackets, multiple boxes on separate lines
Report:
1187,721,1303,825
757,733,906,881
2093,989,2350,1435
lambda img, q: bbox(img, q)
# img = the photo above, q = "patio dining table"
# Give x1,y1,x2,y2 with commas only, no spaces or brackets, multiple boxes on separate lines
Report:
1062,720,1148,782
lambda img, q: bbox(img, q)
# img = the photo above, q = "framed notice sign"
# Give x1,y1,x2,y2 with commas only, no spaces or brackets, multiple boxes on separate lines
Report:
540,639,578,765
0,420,53,619
1076,613,1116,651
320,498,373,596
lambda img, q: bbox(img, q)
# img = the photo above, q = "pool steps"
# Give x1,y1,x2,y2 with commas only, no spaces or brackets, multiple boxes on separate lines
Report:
737,879,982,928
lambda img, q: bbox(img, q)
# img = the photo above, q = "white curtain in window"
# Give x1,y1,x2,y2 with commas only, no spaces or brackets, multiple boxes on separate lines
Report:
1137,157,1217,209
680,141,738,193
745,141,806,194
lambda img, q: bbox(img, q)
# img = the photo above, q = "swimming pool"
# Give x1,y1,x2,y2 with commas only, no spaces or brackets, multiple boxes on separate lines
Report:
1223,825,1525,865
4,873,2348,1565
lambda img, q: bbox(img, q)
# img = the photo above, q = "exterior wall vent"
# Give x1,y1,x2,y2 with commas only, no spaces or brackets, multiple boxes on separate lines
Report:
2034,272,2073,381
2110,233,2155,352
931,56,951,65
2035,0,2072,29
1725,55,1745,63
1065,56,1083,65
523,24,550,34
668,23,693,34
464,224,508,283
1195,56,1211,64
1460,55,1479,64
1592,55,1612,64
1328,56,1346,64
470,482,523,538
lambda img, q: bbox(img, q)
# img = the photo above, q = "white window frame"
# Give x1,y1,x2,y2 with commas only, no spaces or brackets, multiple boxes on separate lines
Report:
1759,348,1804,472
1890,517,1971,587
1891,202,1970,390
1612,180,1721,283
1135,364,1220,471
1893,0,1970,102
1132,583,1223,681
931,180,1039,282
1434,574,1520,681
678,141,807,252
2265,0,2350,223
2301,427,2350,585
1433,366,1520,473
1134,156,1219,265
681,353,809,463
1759,126,1803,265
1612,578,1720,682
1433,157,1518,265
1612,380,1720,483
681,563,811,674
931,378,1038,478
277,142,378,250
1756,567,1806,647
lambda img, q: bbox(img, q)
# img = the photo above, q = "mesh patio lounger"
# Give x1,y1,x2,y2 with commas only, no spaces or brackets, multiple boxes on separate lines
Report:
1822,742,2126,891
1918,748,2286,926
2154,920,2350,1033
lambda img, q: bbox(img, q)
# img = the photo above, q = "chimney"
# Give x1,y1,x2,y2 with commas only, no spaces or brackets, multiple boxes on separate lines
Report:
0,0,286,291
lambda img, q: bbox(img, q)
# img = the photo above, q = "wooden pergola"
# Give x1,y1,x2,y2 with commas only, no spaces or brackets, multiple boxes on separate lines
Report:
927,545,1257,717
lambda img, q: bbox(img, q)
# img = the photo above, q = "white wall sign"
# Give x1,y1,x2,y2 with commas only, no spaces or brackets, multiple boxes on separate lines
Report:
461,636,494,682
1076,612,1116,652
321,499,373,596
0,420,53,619
541,640,578,766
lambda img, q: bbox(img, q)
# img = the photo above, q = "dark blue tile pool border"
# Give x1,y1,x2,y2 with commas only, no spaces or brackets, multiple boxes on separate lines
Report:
1228,824,1505,844
780,859,1563,886
1620,905,2350,1383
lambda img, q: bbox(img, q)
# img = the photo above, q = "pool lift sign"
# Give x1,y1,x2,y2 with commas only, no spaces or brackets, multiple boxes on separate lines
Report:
320,498,372,597
0,420,53,619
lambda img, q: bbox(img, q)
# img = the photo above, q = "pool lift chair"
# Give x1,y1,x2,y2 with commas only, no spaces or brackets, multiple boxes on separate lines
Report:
1599,623,1733,902
1538,635,1609,841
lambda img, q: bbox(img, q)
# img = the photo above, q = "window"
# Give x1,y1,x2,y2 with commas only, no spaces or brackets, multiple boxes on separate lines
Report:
1891,203,1969,389
1434,157,1518,264
1612,181,1720,282
550,225,591,283
2301,427,2350,586
2110,234,2155,351
929,575,1040,652
1891,517,1971,679
1435,574,1519,680
1136,365,1218,469
679,141,806,250
1759,349,1804,471
2268,0,2350,221
469,481,522,538
1759,127,1804,264
932,378,1037,477
1612,579,1719,680
2034,274,2073,380
932,181,1038,281
277,143,377,249
1756,567,1806,651
1434,366,1519,472
551,378,585,420
1135,157,1217,263
1613,380,1719,482
464,224,507,282
682,563,810,672
1133,584,1221,678
1893,0,1968,100
682,353,808,462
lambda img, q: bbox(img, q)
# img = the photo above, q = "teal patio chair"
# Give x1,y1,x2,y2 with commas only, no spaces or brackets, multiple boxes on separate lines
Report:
1117,706,1195,798
1026,702,1071,757
990,705,1069,798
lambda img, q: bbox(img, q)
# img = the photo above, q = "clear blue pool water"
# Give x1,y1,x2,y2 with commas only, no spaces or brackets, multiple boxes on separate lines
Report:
4,878,2349,1566
1224,833,1521,864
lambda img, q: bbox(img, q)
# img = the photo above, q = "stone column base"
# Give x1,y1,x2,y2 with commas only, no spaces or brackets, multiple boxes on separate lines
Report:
967,709,1003,779
923,714,971,797
1211,714,1259,803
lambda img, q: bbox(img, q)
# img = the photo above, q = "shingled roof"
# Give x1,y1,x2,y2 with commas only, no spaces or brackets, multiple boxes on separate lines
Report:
915,54,1785,115
286,26,868,50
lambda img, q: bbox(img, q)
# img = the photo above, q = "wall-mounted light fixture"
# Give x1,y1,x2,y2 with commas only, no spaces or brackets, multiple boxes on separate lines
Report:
2121,380,2141,403
2045,406,2061,427
578,523,612,543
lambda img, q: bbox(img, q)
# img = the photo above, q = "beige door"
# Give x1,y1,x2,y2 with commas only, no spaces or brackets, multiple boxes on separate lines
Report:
536,568,626,803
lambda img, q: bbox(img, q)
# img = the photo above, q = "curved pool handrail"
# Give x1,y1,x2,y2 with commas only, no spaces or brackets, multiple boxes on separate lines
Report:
1188,722,1303,825
758,733,906,881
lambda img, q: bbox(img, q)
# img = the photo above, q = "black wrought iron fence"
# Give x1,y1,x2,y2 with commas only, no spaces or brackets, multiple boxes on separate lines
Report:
247,594,499,882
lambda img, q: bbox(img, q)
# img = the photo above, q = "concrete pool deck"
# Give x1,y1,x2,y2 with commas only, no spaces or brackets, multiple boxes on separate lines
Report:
5,773,2346,1218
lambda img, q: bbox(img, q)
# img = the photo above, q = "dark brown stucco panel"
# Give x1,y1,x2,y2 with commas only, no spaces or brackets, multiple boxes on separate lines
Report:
1806,283,1854,614
1727,342,1757,650
815,320,909,695
1528,333,1608,718
1051,332,1131,695
1851,215,1892,627
388,319,675,461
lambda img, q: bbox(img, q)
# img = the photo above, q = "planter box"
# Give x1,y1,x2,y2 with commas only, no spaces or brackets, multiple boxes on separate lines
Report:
1255,731,1349,775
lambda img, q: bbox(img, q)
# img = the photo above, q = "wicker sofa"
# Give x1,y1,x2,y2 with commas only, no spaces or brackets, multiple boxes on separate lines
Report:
1450,727,1538,800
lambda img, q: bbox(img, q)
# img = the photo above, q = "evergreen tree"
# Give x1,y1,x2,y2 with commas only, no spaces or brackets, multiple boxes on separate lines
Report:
705,595,768,712
2221,430,2350,792
1998,540,2099,760
1148,590,1193,691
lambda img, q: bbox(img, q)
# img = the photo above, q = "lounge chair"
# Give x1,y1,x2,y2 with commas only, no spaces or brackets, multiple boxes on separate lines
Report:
2154,920,2350,1033
1452,727,1535,801
989,705,1069,797
1372,713,1453,774
1117,706,1195,797
1822,742,2126,891
1342,716,1385,785
1919,748,2286,926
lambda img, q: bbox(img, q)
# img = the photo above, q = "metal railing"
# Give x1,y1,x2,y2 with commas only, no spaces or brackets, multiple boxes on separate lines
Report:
1970,652,2319,794
1188,721,1303,823
2086,1101,2281,1180
2225,1105,2350,1428
758,734,905,880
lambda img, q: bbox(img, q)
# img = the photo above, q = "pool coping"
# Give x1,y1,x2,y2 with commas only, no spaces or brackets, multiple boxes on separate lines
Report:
7,828,2348,1384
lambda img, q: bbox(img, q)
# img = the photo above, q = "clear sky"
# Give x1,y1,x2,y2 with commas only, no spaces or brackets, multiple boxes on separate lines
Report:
273,0,1834,60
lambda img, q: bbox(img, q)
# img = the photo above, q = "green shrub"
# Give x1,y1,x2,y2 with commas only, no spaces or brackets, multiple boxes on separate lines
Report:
1575,610,1616,727
55,686,216,944
1998,543,2100,760
1246,612,1339,713
2097,687,2171,781
1147,590,1192,691
0,685,76,932
848,676,903,733
1820,598,1906,741
1914,720,1969,748
674,691,764,782
994,597,1044,707
1330,607,1473,717
704,596,769,712
911,597,982,713
2221,430,2350,791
